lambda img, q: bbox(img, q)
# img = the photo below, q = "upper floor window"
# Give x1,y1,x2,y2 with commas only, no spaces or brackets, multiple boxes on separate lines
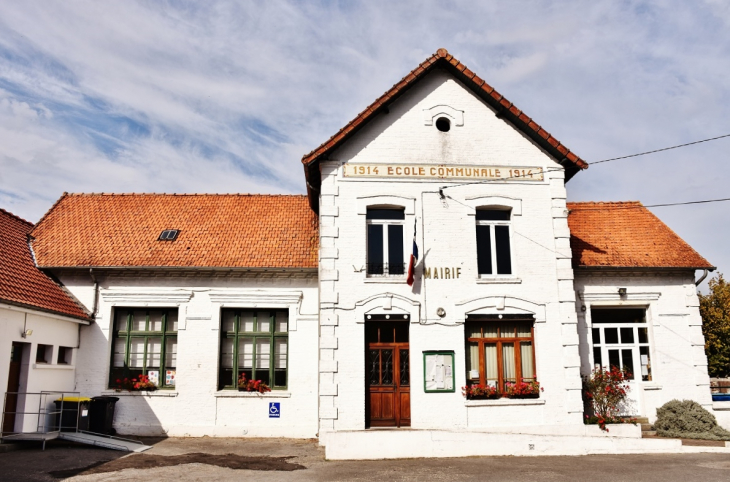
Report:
476,208,512,276
367,207,405,276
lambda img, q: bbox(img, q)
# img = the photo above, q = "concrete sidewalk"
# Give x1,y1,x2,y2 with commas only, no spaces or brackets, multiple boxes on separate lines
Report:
2,437,730,481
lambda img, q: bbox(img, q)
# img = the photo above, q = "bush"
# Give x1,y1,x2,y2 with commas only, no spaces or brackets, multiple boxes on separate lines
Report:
654,399,730,441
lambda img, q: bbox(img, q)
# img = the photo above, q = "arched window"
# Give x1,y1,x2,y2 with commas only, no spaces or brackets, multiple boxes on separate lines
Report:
475,208,512,276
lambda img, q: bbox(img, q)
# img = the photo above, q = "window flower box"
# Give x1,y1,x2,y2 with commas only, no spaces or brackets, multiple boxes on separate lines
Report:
237,374,271,393
504,381,542,399
462,384,501,400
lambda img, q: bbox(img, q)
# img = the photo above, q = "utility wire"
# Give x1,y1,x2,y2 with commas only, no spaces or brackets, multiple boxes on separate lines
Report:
569,197,730,211
441,132,730,191
590,133,730,165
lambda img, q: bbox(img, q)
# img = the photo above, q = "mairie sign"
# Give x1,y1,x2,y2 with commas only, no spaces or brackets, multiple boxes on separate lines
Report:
342,163,544,182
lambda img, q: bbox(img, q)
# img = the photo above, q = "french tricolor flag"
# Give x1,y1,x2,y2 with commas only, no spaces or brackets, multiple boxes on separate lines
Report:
407,220,419,286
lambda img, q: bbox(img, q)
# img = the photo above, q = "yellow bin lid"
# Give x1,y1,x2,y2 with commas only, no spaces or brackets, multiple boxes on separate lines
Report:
55,397,91,403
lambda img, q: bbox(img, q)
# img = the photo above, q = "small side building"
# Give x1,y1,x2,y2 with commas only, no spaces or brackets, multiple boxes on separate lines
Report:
0,208,91,435
30,194,320,437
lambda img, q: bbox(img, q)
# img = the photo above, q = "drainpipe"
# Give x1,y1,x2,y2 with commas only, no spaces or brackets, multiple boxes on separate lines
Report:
695,269,709,286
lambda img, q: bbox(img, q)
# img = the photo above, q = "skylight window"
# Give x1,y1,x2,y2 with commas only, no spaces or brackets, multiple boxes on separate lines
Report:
159,229,179,241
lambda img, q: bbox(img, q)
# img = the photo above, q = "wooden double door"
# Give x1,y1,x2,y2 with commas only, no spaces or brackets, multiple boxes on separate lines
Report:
366,319,410,428
3,342,24,434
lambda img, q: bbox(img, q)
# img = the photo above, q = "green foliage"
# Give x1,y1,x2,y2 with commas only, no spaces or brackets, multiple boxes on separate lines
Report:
583,367,632,431
699,273,730,377
654,399,730,441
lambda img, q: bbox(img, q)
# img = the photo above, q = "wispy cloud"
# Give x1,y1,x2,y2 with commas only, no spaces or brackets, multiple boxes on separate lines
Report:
0,1,728,280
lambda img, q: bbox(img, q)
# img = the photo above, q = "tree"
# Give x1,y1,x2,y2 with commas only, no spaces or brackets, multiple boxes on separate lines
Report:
699,273,730,378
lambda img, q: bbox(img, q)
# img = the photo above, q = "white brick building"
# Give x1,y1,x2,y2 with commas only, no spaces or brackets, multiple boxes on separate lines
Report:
17,49,723,456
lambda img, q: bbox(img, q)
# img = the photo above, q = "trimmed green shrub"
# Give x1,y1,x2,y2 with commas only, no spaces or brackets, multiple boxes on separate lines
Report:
654,399,730,441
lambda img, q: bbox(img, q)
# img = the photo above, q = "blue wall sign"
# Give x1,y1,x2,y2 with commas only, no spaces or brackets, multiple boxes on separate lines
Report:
269,402,280,418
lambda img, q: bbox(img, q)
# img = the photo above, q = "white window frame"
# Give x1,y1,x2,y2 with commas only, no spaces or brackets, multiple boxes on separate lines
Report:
590,308,653,382
366,216,406,277
475,210,513,278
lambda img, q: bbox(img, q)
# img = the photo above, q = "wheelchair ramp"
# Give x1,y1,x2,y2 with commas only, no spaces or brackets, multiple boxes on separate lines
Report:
59,431,151,452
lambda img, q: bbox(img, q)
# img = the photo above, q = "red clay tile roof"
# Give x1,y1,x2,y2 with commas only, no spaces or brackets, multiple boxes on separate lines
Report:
567,202,713,269
0,208,90,320
302,48,589,210
31,194,318,269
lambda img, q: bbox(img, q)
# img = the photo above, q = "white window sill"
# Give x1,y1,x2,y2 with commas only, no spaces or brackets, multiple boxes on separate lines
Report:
465,398,545,407
476,277,522,284
101,390,178,397
32,363,75,370
214,391,292,398
642,383,662,390
364,277,408,284
713,401,730,411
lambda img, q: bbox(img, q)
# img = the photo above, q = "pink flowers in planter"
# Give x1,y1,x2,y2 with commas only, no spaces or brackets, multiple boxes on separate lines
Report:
462,380,542,400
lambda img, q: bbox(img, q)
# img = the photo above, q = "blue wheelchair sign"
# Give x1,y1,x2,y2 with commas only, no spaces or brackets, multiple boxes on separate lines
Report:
269,402,280,418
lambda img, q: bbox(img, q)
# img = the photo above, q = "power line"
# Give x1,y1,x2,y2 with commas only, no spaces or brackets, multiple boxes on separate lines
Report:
569,197,730,211
441,132,730,191
590,133,730,165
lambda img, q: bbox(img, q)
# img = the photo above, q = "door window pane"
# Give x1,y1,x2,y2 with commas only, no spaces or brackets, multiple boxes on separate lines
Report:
608,349,620,370
605,328,619,344
638,328,649,344
592,328,600,344
381,349,393,385
620,327,634,344
622,349,634,379
399,349,410,386
640,346,652,381
593,347,602,369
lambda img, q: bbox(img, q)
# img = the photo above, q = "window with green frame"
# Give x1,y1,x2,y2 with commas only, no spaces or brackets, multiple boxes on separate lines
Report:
110,308,178,388
219,309,288,390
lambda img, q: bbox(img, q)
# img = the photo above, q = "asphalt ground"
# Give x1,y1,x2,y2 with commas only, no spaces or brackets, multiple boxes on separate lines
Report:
1,437,730,481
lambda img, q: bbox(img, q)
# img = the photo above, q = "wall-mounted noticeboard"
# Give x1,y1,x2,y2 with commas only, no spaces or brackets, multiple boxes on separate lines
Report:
423,351,455,393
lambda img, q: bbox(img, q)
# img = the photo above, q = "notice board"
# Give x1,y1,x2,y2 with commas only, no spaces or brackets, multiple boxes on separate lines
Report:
423,351,455,393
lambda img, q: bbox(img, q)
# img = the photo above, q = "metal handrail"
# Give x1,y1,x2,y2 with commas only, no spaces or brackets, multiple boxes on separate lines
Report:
2,391,81,449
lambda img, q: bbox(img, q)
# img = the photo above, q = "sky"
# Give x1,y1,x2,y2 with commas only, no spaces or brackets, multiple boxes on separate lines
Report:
1,1,728,287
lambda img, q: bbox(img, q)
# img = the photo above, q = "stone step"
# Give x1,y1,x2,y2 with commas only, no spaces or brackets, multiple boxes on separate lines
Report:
634,417,650,424
641,423,654,432
642,431,658,438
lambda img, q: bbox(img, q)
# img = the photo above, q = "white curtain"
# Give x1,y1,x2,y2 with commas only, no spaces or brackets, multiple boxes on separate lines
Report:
276,311,289,333
221,311,236,332
241,312,255,332
112,339,126,367
238,338,253,368
257,312,271,332
220,339,233,368
520,342,534,380
256,339,271,369
485,343,498,383
502,343,516,382
165,338,177,369
129,339,145,368
146,337,161,369
148,311,163,331
132,310,147,331
275,339,287,369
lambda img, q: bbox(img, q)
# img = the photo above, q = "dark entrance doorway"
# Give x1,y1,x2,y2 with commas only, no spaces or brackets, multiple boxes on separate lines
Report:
365,316,410,428
3,342,24,434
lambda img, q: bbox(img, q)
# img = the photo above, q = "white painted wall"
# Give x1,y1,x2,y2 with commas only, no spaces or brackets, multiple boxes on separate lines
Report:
318,69,584,437
574,272,716,424
0,304,83,433
58,272,319,438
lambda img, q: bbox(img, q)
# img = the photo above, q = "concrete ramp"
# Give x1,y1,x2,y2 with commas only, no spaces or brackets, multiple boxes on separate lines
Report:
59,431,151,452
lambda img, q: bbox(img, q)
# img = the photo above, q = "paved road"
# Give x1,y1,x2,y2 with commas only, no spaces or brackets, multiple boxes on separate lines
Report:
1,437,730,481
